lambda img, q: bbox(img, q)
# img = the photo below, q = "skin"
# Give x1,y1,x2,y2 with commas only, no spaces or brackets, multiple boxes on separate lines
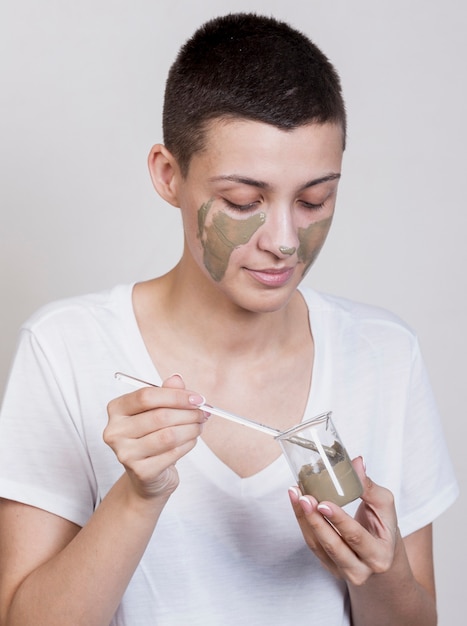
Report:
0,119,437,625
288,460,436,625
198,198,266,281
197,199,333,283
160,119,341,318
297,216,333,276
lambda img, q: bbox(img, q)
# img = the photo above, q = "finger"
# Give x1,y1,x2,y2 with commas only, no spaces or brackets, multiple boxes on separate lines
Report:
351,457,398,536
116,420,204,464
106,404,208,449
317,498,396,580
353,457,393,507
108,381,205,420
162,373,186,390
298,495,374,584
312,461,398,572
288,487,320,548
288,488,341,572
161,373,209,415
105,388,207,457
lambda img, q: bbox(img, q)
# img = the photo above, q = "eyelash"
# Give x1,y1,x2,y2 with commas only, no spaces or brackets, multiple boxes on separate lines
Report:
300,200,326,211
222,199,260,212
221,198,326,212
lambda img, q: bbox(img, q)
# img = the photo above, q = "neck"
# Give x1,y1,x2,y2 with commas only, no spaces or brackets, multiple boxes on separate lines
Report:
174,262,303,352
133,261,313,400
135,260,307,362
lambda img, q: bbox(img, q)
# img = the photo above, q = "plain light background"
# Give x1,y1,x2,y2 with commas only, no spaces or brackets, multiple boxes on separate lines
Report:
1,1,465,623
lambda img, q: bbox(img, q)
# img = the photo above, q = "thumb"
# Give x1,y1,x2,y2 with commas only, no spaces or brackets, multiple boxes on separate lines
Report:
352,456,396,513
162,373,186,390
352,456,378,501
352,455,366,484
161,374,207,409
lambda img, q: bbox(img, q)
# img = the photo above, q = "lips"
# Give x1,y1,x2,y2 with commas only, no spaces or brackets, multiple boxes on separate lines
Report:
245,266,295,287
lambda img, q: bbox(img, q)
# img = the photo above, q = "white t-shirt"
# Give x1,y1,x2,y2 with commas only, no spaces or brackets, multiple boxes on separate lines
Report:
0,284,458,625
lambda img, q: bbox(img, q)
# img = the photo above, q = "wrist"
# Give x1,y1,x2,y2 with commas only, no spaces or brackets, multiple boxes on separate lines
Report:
115,472,175,519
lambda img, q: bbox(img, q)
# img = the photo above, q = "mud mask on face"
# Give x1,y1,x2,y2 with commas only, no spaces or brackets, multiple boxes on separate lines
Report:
297,216,333,276
198,199,266,281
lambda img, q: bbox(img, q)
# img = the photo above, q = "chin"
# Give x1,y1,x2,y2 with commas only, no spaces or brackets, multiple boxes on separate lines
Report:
231,286,298,315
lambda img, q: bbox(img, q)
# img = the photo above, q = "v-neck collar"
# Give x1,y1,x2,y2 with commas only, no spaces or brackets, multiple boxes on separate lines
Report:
117,282,333,487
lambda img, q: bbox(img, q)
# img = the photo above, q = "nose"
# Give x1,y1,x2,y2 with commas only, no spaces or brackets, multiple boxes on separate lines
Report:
278,245,296,255
256,204,299,259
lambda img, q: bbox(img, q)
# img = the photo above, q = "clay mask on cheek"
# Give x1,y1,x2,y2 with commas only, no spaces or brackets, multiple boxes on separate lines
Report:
297,216,333,276
198,200,266,281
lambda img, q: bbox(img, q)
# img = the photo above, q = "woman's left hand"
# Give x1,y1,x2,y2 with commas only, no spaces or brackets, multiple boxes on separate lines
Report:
288,457,400,586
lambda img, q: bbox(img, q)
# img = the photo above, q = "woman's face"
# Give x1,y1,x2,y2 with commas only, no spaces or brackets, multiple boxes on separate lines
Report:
175,118,343,313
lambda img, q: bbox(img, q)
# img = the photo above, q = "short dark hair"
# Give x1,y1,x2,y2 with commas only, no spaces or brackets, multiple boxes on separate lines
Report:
163,13,346,176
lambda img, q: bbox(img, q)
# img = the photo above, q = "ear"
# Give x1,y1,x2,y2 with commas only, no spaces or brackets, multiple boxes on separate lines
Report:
147,144,181,207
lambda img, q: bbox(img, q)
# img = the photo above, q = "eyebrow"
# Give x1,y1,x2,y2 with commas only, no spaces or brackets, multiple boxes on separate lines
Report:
208,173,341,191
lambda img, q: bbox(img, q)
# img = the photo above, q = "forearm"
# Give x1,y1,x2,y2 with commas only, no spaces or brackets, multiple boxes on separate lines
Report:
348,532,437,626
6,474,168,626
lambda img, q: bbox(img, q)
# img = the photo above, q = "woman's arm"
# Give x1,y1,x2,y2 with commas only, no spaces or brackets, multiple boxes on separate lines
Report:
0,476,167,626
288,457,437,626
0,375,207,626
348,523,435,626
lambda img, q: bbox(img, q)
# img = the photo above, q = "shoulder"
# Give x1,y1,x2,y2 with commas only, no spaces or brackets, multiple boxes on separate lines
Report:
299,286,418,352
299,285,413,328
22,284,134,334
18,284,135,353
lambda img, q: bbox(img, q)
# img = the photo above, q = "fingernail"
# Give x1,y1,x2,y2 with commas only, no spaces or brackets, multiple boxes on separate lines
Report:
317,503,333,516
170,372,184,382
288,486,301,500
189,394,206,407
361,455,367,471
299,495,313,513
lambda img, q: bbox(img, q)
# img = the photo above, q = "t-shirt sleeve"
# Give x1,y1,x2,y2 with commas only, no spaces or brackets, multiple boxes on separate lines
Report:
0,327,98,527
396,338,458,537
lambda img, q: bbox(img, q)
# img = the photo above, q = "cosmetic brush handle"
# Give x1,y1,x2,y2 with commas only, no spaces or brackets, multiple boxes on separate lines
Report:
114,372,280,437
199,402,281,436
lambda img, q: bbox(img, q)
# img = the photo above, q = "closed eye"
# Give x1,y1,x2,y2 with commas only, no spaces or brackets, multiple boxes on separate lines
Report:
300,200,326,211
222,198,261,212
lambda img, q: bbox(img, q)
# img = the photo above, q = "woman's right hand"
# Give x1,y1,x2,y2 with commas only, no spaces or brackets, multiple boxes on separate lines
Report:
104,374,208,501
